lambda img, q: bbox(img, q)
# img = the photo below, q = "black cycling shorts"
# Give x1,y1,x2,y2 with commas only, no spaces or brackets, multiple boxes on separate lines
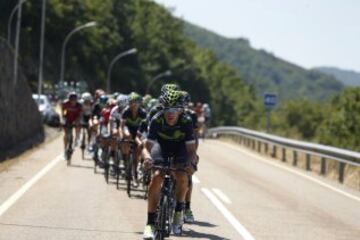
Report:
150,142,190,169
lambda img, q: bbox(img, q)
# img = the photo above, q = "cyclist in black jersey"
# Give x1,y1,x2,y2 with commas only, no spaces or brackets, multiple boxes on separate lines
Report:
120,92,147,187
142,90,198,239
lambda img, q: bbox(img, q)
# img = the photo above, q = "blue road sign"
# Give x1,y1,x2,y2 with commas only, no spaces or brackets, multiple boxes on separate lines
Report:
264,93,277,108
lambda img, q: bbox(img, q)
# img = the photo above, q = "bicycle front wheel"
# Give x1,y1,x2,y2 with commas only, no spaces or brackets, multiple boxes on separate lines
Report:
126,153,134,197
156,195,169,240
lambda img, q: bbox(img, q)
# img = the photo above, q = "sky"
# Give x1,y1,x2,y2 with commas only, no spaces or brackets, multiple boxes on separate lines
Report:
154,0,360,72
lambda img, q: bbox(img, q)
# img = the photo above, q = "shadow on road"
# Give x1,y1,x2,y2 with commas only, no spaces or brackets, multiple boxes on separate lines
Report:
68,164,94,170
192,220,217,228
182,229,230,240
129,193,147,200
0,222,134,234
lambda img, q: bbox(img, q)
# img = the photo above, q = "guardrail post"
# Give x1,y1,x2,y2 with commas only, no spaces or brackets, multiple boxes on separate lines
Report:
257,141,261,153
252,140,256,150
306,154,311,171
265,143,268,154
338,162,346,183
271,145,277,158
293,151,298,166
320,157,326,175
282,148,286,162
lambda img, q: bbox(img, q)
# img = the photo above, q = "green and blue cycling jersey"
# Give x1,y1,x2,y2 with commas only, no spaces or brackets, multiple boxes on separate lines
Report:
148,105,198,130
147,111,195,154
122,106,147,138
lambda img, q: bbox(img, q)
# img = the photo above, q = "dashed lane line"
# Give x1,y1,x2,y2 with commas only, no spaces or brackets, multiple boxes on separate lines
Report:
212,188,232,204
201,188,256,240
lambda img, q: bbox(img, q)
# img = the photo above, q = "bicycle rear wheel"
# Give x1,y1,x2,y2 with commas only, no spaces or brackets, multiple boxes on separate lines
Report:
102,148,110,184
116,149,123,190
81,128,86,160
66,130,73,166
126,153,134,197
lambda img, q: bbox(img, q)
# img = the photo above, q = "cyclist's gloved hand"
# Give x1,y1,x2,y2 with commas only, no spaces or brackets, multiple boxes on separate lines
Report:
186,155,199,175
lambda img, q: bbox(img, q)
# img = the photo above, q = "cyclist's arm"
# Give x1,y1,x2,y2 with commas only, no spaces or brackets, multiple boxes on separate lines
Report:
109,107,119,130
143,119,159,169
184,120,198,163
119,119,126,136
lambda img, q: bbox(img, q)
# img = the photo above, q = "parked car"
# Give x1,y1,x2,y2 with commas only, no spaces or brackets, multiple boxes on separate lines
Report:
32,94,60,127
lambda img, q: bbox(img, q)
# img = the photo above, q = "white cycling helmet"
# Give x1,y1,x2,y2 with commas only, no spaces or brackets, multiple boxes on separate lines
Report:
82,92,92,102
116,94,128,108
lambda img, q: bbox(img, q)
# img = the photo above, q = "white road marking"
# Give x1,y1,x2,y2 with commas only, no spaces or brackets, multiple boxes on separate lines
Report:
192,175,200,184
212,188,232,204
217,141,360,203
0,154,63,217
201,188,255,240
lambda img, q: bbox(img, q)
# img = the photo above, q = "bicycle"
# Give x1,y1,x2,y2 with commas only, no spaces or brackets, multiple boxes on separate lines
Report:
64,123,75,165
80,122,89,160
116,139,136,197
93,126,111,177
152,157,177,240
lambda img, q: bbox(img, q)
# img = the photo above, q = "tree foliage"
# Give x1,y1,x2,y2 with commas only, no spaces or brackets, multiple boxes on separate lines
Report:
317,88,360,151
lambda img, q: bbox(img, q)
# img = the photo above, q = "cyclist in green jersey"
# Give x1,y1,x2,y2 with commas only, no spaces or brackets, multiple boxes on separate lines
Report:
120,92,147,187
142,90,198,239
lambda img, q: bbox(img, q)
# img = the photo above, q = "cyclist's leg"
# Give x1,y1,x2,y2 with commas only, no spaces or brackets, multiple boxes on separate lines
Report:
74,120,81,146
174,170,188,211
185,178,192,204
89,119,99,148
131,133,142,184
144,167,163,239
63,120,73,150
111,128,120,164
111,129,119,152
121,126,131,160
185,137,199,223
145,143,165,230
63,125,69,152
184,176,194,223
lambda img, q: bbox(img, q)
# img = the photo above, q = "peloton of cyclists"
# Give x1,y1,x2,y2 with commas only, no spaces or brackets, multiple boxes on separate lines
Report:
60,84,208,239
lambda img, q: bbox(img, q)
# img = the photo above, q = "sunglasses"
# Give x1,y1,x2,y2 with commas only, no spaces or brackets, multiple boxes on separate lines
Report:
164,107,183,114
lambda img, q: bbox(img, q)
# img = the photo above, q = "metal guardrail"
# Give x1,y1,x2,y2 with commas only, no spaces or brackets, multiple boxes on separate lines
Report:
207,126,360,185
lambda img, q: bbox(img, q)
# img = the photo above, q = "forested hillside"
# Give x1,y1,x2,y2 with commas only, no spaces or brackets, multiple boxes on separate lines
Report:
184,22,344,102
314,67,360,87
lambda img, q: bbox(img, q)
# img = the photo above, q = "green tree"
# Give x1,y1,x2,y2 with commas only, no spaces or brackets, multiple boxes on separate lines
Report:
317,88,360,151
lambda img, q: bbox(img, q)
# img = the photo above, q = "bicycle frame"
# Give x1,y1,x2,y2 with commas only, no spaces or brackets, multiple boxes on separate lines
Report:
153,158,177,239
116,139,136,196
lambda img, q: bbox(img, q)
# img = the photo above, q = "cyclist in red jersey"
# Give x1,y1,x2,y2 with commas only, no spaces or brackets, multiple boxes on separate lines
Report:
61,92,82,154
100,97,116,127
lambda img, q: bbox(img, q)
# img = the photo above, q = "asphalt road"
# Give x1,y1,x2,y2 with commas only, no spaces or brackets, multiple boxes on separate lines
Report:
0,136,359,240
